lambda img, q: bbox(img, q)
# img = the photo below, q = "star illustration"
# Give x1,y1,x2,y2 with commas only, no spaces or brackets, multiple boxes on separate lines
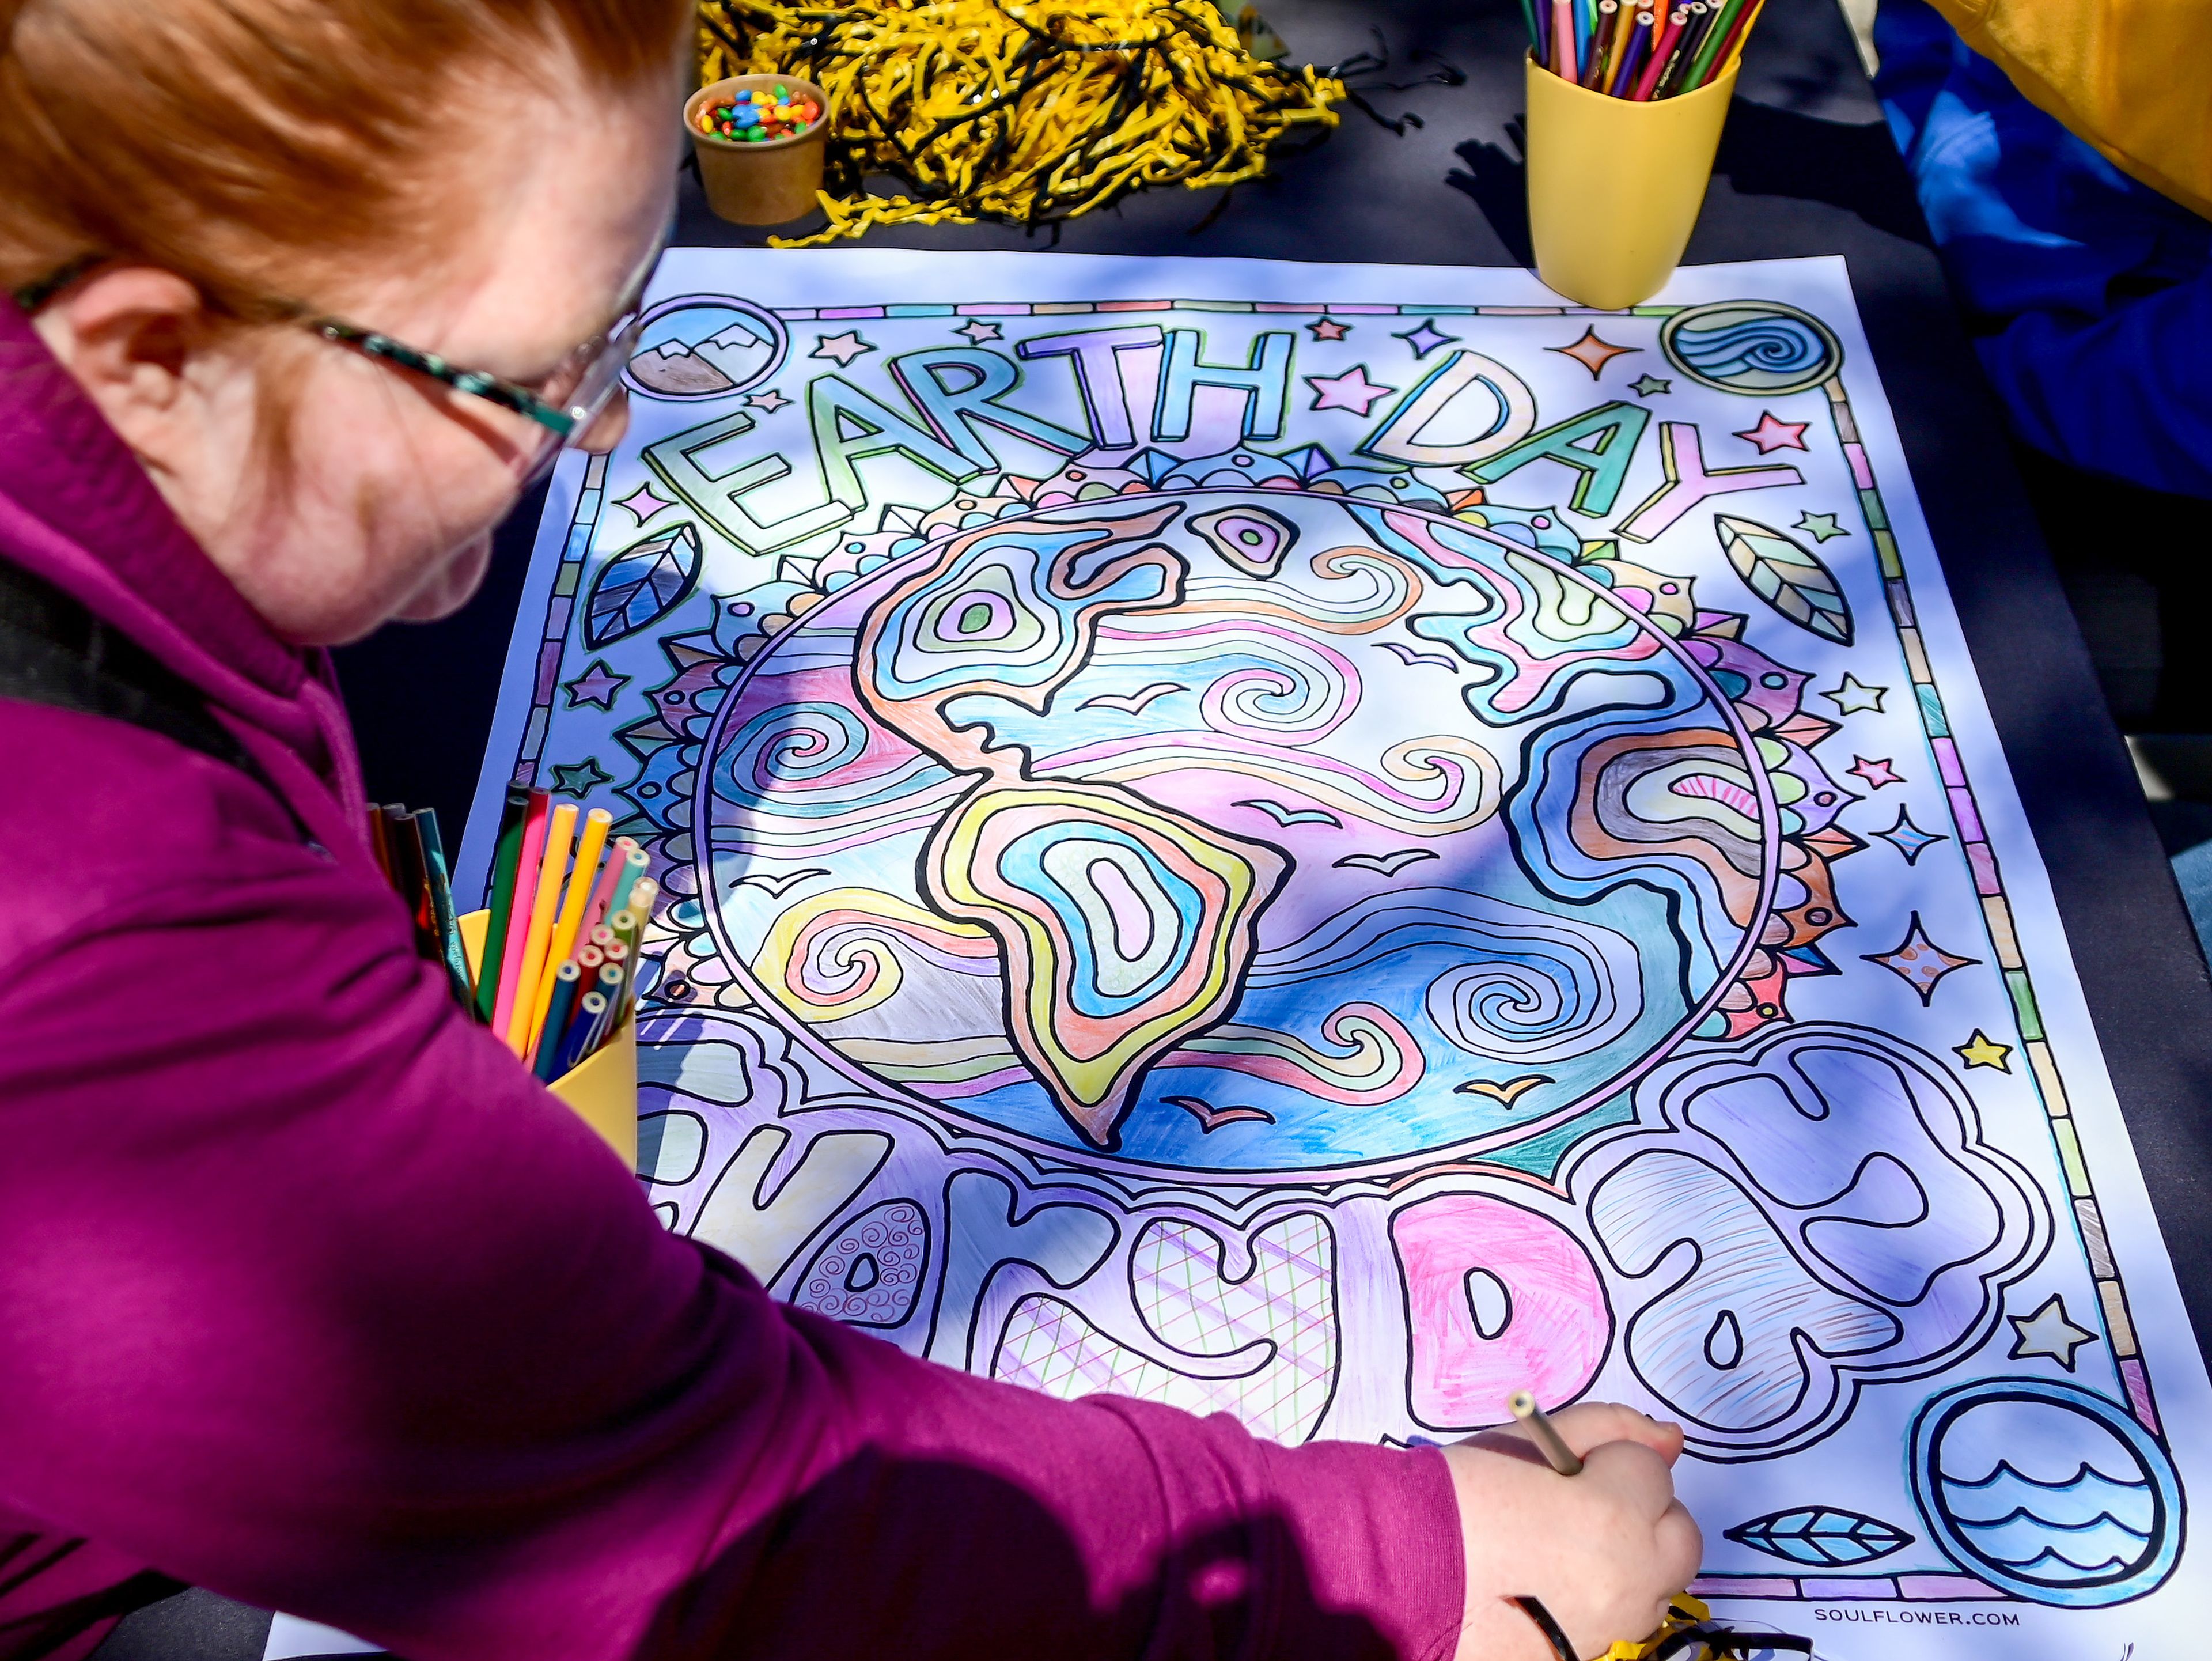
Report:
1307,317,1351,341
744,388,792,413
615,482,672,521
1305,365,1396,416
562,658,630,710
1796,510,1847,543
1821,673,1887,715
550,756,613,797
1629,374,1672,397
956,318,1003,345
1735,410,1810,453
1874,805,1947,864
1395,320,1457,358
2008,1294,2097,1371
1862,912,1980,1004
810,330,874,366
1955,1030,2013,1071
1550,327,1640,379
1847,755,1903,789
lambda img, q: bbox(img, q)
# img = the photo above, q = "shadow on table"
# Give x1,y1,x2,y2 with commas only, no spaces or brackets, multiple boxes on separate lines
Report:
1444,96,1930,266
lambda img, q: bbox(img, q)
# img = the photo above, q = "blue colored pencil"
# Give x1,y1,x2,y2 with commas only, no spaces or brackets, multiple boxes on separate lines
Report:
532,961,584,1081
554,992,609,1076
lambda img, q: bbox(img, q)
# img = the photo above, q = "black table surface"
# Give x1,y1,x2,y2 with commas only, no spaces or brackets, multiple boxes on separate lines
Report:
306,5,2212,1657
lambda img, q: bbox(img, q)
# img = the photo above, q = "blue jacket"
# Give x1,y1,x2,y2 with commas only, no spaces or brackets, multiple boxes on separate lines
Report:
1875,0,2212,498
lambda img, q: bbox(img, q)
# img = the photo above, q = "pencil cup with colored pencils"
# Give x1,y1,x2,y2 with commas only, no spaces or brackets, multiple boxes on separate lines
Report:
1523,52,1737,308
459,909,638,1169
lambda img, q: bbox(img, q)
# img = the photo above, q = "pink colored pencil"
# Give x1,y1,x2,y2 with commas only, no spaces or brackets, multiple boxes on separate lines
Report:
1550,0,1578,80
577,835,638,943
490,790,549,1038
1631,6,1688,99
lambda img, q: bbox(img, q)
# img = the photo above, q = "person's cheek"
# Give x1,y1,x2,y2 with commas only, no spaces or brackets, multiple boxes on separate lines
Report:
395,529,495,622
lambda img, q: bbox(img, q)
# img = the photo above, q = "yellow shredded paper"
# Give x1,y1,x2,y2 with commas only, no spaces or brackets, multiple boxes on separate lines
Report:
696,0,1347,246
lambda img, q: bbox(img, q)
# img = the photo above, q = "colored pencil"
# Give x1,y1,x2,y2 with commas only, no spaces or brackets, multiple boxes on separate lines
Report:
1683,0,1744,86
475,786,533,1023
1607,11,1652,94
604,846,649,925
395,808,440,954
1571,0,1590,81
1549,0,1575,80
366,805,394,883
413,808,475,1013
1630,7,1687,99
1584,0,1620,86
527,807,612,1055
506,800,577,1055
582,963,626,1055
556,991,609,1076
1714,0,1766,75
490,790,551,1041
1652,2,1706,97
532,961,584,1081
1518,0,1543,58
577,837,637,942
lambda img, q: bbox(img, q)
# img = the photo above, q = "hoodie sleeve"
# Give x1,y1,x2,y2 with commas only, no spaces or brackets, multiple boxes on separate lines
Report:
0,790,1464,1661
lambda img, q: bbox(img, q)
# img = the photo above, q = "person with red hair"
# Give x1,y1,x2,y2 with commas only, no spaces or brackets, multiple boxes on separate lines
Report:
0,3,1698,1657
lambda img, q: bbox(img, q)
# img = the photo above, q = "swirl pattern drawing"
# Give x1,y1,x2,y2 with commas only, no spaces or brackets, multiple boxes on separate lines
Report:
703,489,1782,1171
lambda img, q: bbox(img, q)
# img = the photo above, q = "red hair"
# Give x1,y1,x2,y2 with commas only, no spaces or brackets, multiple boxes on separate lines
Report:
0,0,688,309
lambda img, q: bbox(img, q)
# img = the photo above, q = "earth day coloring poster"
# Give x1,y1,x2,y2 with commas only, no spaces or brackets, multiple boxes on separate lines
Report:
458,248,2212,1658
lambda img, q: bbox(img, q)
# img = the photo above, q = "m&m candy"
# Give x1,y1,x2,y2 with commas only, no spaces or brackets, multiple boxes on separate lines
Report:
696,84,822,142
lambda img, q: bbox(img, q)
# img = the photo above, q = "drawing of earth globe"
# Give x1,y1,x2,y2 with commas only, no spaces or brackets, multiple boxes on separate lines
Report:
1910,1379,2182,1605
700,487,1782,1175
622,294,786,400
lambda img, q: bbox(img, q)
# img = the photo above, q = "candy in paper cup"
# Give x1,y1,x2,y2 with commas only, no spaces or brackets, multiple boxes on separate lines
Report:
685,74,830,227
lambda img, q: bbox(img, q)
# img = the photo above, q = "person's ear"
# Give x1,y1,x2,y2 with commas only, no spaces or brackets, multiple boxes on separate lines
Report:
30,266,216,461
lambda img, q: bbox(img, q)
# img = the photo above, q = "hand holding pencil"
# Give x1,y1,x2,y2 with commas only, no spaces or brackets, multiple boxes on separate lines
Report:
1434,1400,1701,1661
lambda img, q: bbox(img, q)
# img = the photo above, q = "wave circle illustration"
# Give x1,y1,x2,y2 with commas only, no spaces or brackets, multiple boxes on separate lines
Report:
1660,300,1842,397
700,489,1781,1174
1910,1378,2183,1606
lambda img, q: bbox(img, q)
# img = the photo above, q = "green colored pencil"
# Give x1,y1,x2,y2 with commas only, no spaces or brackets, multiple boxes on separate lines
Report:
474,785,532,1023
1683,0,1746,88
414,808,475,1013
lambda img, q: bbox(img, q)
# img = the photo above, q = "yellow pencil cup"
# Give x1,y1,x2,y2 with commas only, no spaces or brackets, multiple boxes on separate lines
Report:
1523,55,1738,310
458,910,638,1170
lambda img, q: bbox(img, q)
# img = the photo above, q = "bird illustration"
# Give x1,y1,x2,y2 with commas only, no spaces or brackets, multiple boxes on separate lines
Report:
1164,1096,1278,1133
1453,1075,1553,1107
1378,641,1460,671
1078,682,1185,715
1236,799,1343,828
731,867,831,897
1333,848,1439,876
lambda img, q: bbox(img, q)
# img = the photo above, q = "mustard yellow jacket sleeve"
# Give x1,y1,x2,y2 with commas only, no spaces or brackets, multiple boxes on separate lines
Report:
1923,0,2212,221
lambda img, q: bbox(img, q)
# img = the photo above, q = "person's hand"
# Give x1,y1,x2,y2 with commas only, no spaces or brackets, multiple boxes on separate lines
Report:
1440,1401,1701,1660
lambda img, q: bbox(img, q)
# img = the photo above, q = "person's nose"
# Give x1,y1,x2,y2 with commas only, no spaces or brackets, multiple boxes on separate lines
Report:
579,387,630,454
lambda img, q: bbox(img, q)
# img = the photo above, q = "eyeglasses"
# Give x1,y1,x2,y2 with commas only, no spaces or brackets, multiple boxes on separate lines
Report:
15,218,669,486
308,309,644,482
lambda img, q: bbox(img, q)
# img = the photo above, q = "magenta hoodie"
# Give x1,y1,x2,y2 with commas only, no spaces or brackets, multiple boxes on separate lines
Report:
0,302,1464,1661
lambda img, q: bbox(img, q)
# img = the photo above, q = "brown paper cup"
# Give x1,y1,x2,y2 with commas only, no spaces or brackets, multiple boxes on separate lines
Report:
686,75,830,227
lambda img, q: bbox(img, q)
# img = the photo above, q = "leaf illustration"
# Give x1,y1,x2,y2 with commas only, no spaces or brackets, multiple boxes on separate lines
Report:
584,522,702,649
1725,1506,1912,1567
1714,514,1853,645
